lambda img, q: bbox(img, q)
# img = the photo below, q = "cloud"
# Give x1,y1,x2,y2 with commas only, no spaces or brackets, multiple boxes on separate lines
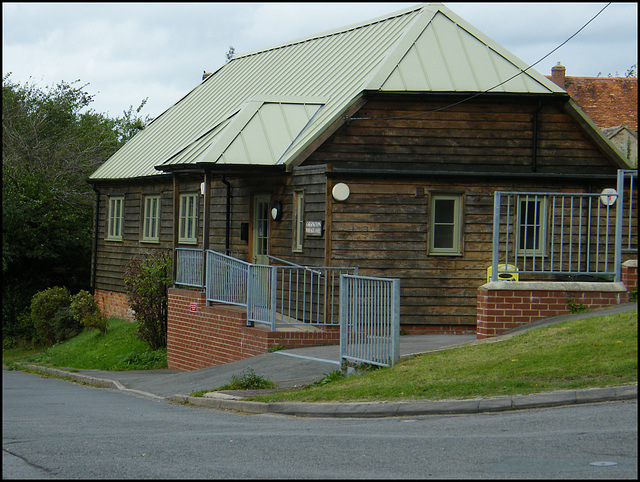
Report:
3,3,637,119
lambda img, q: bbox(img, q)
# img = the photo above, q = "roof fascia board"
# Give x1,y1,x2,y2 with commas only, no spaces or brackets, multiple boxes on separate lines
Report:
562,98,633,169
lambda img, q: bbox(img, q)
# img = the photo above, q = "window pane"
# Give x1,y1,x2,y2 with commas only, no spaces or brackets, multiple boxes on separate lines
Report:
517,198,546,254
179,194,197,242
434,225,454,249
430,195,461,254
434,199,455,223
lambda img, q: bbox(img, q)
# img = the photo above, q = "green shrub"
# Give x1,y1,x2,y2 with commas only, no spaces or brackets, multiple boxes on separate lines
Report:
219,367,276,390
124,250,172,350
53,305,83,342
70,290,107,334
30,287,71,345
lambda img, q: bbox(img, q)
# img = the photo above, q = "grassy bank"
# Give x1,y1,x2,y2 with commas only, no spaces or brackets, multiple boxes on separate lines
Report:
3,310,636,403
250,310,637,403
3,318,166,371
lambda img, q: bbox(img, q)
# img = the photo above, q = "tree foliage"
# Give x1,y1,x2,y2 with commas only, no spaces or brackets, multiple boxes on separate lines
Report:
2,73,150,344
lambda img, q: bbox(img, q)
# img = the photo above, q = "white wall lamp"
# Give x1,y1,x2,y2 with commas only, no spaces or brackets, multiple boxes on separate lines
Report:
271,200,283,221
332,183,350,202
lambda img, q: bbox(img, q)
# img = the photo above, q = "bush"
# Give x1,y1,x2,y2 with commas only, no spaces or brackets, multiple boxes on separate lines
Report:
124,250,172,350
30,286,71,345
70,290,107,334
54,306,83,342
220,367,276,390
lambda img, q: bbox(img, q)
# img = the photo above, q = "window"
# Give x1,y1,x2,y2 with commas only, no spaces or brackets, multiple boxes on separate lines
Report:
142,195,160,242
107,196,124,241
292,191,304,252
179,193,198,244
516,196,547,256
429,194,462,255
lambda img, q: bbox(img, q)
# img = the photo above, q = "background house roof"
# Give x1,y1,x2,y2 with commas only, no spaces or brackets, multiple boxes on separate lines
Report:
548,63,638,131
90,3,567,181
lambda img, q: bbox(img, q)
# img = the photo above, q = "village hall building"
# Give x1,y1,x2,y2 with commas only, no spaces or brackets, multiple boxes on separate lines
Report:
89,3,633,342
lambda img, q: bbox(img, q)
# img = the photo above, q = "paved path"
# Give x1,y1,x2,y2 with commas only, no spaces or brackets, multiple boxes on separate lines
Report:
20,302,638,417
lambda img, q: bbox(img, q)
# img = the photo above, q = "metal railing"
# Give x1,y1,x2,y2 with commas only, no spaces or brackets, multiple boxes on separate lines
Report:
176,249,360,330
339,274,401,368
616,169,637,255
206,250,250,307
175,248,204,287
248,264,358,330
490,169,637,282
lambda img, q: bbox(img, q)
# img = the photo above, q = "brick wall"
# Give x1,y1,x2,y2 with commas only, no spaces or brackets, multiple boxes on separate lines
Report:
167,288,340,371
94,289,135,321
477,260,637,339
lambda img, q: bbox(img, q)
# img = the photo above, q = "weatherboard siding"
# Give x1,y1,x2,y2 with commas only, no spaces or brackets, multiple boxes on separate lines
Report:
305,97,614,175
298,96,620,330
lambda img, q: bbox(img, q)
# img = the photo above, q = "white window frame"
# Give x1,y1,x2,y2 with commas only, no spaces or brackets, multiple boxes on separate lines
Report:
178,193,198,244
142,195,161,243
516,195,548,257
429,194,463,255
107,196,124,241
292,190,305,252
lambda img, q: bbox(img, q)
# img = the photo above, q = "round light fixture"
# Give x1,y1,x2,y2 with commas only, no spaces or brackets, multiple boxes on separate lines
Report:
600,188,617,206
332,183,350,202
271,200,283,221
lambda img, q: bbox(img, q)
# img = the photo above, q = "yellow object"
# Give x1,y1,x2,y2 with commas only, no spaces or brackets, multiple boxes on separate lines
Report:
487,264,519,283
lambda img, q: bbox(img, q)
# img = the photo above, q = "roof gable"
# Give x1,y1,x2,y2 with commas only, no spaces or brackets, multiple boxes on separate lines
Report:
370,5,562,94
90,3,568,181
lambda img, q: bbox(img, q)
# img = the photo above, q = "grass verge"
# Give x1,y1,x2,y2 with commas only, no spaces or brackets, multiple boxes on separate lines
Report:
249,310,637,403
3,318,167,371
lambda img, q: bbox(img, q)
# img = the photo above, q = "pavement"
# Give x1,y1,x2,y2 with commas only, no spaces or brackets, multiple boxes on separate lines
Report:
20,302,638,418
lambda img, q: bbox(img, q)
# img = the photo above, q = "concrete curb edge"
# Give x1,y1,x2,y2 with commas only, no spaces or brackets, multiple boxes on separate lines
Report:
21,364,637,418
168,385,637,418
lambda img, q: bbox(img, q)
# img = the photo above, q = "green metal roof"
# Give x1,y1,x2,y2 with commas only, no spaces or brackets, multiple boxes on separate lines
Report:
90,3,567,181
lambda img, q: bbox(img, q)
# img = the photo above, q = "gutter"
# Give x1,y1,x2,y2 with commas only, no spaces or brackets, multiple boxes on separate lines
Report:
326,168,619,181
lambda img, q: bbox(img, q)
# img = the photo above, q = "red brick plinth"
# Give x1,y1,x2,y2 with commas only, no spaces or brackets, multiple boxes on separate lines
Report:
167,288,340,371
477,280,632,340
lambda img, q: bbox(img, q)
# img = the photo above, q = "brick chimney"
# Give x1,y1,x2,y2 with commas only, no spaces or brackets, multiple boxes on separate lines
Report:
551,62,566,89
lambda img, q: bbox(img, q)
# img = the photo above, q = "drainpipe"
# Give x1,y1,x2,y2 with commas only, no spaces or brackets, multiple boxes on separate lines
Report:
532,100,543,172
91,183,100,295
202,170,210,288
221,175,231,254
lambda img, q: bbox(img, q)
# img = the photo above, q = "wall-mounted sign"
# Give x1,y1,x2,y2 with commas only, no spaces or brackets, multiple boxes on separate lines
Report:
305,220,323,236
190,302,198,313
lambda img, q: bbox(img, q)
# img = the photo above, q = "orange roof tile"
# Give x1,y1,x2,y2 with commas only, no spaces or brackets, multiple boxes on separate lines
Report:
547,65,637,132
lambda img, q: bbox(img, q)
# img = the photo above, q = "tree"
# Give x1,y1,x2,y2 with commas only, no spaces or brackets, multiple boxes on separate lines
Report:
226,46,235,62
2,73,150,345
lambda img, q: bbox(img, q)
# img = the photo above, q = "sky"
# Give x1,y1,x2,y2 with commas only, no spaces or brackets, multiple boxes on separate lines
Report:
2,2,637,120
